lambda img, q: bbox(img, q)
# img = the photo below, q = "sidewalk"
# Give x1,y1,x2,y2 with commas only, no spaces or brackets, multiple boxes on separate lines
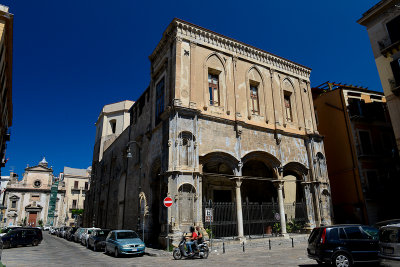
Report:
145,234,308,257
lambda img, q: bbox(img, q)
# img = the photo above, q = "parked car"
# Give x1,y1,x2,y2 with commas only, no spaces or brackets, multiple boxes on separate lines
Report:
1,228,43,248
65,227,78,241
87,229,111,251
73,228,86,243
379,223,400,260
81,227,100,246
0,226,21,237
105,230,145,257
307,224,379,267
58,226,69,238
43,225,50,231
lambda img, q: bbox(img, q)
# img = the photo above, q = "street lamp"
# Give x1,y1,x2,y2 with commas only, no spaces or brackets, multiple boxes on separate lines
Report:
122,140,142,230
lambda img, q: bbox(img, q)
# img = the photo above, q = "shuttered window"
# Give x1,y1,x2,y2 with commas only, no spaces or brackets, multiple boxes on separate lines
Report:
208,73,220,106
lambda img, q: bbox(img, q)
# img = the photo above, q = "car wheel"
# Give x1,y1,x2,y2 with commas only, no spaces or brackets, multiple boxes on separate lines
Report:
104,246,108,254
93,243,96,252
114,247,119,258
333,253,352,267
32,239,39,246
3,241,10,249
86,242,89,249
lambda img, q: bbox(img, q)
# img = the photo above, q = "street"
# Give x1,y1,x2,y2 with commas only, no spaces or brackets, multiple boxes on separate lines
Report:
1,232,399,267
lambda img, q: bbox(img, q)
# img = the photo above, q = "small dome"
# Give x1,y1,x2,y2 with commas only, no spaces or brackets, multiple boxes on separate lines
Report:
39,157,48,167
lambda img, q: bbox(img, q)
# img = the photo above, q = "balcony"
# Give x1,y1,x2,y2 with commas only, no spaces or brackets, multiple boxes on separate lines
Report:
379,39,400,57
71,187,80,193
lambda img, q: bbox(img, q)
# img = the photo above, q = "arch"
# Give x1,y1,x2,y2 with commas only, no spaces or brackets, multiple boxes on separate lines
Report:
204,52,226,72
241,151,281,170
178,183,196,193
315,152,327,180
203,52,228,109
246,66,266,118
282,78,295,92
283,162,308,179
200,151,239,174
178,131,196,167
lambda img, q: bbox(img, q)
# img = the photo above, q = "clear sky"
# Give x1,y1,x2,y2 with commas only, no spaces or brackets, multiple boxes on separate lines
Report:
1,0,381,177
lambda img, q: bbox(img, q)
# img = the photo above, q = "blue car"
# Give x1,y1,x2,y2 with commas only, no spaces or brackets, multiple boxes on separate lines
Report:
105,230,145,257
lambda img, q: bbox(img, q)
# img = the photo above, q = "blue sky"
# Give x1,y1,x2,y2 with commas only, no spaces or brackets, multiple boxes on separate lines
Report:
1,0,381,177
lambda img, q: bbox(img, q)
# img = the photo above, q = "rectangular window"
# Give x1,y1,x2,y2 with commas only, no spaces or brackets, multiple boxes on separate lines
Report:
250,84,259,114
74,181,79,189
284,94,292,122
72,200,77,209
84,182,89,190
155,77,165,122
208,73,220,106
359,130,373,155
11,200,16,209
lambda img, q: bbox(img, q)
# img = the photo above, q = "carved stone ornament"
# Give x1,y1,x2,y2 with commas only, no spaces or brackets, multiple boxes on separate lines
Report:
235,124,243,136
168,140,172,147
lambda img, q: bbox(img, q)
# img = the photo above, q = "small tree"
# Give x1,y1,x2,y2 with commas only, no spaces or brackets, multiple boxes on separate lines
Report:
38,219,44,227
22,217,27,226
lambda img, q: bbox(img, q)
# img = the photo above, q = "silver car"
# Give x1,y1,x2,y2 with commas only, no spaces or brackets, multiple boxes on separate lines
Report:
74,228,86,243
379,223,400,260
81,228,100,246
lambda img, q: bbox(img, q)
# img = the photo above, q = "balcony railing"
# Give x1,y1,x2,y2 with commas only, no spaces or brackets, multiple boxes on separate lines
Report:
378,38,400,57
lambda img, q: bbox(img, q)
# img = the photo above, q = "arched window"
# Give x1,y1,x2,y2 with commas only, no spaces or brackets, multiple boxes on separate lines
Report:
178,131,195,167
109,119,117,134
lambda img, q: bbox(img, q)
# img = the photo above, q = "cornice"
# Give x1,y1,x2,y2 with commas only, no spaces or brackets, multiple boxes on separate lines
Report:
150,18,312,79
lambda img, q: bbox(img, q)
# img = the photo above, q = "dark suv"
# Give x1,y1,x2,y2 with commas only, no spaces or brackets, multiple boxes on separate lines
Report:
1,228,43,248
307,225,379,267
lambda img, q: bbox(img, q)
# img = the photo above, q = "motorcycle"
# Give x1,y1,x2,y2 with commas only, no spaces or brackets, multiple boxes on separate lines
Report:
173,234,209,260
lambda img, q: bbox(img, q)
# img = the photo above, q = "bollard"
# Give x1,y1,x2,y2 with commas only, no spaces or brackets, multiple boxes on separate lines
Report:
291,238,294,248
223,242,225,254
242,242,245,252
269,239,271,250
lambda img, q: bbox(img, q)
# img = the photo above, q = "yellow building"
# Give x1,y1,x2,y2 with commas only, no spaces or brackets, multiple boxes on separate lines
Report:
62,167,90,226
358,0,400,155
313,82,400,225
0,5,13,176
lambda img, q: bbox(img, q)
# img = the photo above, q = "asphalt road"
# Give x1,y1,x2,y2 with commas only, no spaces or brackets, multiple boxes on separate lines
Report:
1,232,400,266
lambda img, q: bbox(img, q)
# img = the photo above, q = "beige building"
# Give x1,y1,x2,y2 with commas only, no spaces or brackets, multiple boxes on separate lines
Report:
84,19,332,246
358,0,400,154
63,167,90,226
4,158,66,227
94,100,134,161
0,5,13,176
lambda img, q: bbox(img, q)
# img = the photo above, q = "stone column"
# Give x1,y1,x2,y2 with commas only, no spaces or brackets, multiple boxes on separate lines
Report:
274,181,288,236
302,182,316,231
235,179,245,240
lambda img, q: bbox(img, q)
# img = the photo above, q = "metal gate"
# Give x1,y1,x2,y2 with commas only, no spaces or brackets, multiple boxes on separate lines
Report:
204,201,307,238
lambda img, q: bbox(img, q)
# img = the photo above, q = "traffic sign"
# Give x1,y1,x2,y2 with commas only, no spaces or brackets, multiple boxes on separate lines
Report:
164,197,173,207
205,208,213,222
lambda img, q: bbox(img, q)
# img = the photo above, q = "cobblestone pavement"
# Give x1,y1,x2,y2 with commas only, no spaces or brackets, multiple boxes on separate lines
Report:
1,232,400,267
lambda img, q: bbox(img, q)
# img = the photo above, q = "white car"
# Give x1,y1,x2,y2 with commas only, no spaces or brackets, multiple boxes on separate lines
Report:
43,225,50,231
81,227,100,246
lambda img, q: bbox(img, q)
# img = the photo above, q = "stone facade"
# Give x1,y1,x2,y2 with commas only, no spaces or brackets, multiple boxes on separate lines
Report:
63,167,90,226
84,19,332,246
3,158,66,227
313,82,400,225
0,5,13,176
358,0,400,155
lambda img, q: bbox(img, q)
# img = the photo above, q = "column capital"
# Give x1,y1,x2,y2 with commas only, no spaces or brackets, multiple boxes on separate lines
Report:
234,178,242,187
273,180,284,190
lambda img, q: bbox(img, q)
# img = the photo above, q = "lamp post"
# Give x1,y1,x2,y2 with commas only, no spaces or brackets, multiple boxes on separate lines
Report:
122,140,142,230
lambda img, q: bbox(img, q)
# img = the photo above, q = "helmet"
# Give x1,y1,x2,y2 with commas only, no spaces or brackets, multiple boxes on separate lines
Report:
190,226,195,232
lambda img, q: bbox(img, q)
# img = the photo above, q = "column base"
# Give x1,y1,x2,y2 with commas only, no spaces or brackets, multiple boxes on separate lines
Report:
280,233,290,238
235,236,246,243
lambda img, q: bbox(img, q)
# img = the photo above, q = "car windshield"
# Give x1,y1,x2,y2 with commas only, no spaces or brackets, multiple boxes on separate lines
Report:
116,231,139,239
88,229,94,234
362,226,379,240
97,230,110,237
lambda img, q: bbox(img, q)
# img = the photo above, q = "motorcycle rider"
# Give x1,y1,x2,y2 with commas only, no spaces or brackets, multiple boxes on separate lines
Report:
194,226,203,252
186,226,197,255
